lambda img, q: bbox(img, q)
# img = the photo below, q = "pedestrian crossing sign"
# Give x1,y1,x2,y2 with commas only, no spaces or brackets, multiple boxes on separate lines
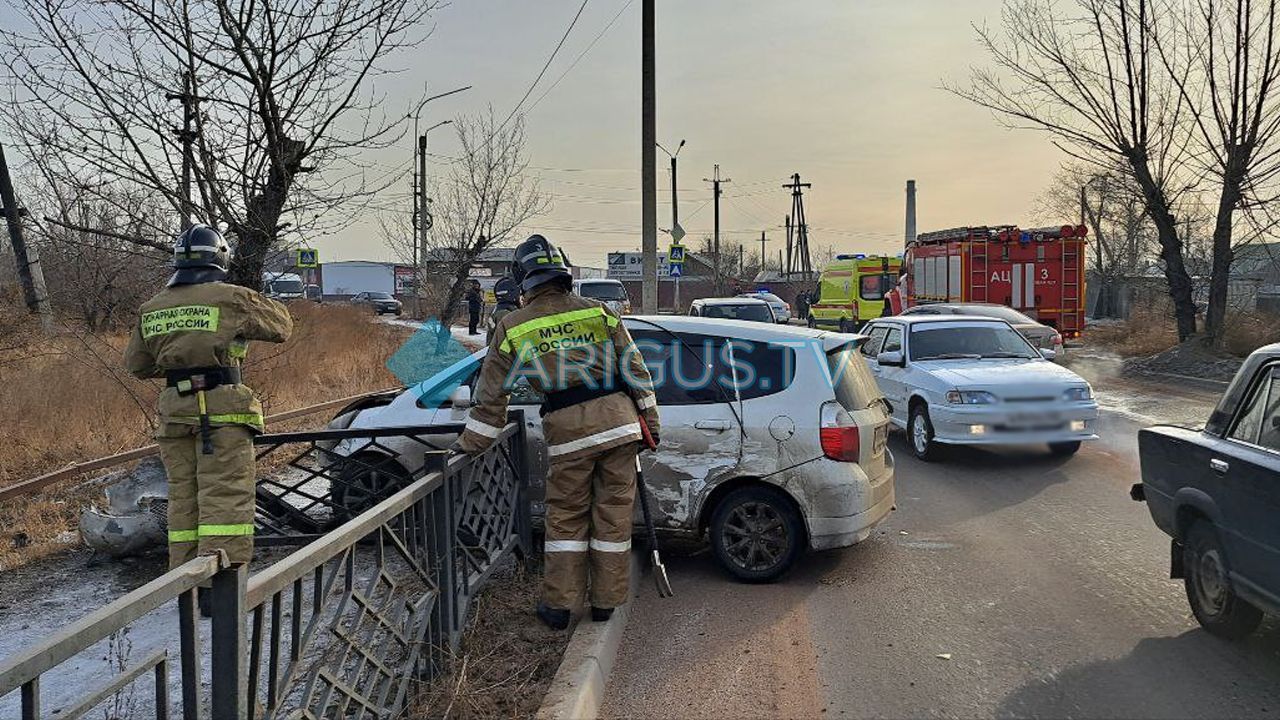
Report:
296,248,319,268
669,244,686,264
669,262,683,278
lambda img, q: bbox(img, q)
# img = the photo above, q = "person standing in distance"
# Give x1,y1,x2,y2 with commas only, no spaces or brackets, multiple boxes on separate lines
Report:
124,225,292,587
454,235,661,630
466,279,483,335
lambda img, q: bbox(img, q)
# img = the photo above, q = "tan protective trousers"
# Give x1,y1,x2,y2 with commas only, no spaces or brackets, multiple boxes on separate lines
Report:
543,442,637,609
156,422,257,568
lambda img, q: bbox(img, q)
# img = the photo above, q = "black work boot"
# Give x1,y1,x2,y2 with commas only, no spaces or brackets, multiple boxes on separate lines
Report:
590,606,614,622
536,602,571,630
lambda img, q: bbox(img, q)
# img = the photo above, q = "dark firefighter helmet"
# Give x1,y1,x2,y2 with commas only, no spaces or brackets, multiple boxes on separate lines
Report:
173,224,231,272
510,234,572,293
494,274,521,306
169,224,232,286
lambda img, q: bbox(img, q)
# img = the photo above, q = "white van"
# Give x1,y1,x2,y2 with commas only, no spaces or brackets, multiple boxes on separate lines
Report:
573,279,631,315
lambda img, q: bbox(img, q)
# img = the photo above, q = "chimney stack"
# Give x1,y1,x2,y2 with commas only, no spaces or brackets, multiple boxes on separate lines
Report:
904,179,917,246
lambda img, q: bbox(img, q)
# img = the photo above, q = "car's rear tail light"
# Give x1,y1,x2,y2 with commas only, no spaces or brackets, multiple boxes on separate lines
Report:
820,401,861,462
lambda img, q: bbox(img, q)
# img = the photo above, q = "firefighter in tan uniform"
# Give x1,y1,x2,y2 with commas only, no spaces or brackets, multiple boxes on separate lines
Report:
124,225,292,582
456,235,660,630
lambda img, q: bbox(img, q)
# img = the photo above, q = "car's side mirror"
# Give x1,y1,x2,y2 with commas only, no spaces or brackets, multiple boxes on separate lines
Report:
448,385,473,408
877,350,905,367
1040,348,1057,361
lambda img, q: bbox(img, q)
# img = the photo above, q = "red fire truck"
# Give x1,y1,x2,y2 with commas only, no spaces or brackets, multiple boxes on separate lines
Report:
905,224,1088,339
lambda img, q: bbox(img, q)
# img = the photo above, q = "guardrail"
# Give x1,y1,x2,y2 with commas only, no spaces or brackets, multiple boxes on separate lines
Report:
0,417,530,720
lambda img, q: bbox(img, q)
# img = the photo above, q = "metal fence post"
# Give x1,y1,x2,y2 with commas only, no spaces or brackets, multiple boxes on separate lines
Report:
210,564,247,720
423,451,456,671
509,411,533,560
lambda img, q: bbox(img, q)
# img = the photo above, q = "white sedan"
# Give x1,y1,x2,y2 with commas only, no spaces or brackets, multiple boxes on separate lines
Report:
860,315,1099,461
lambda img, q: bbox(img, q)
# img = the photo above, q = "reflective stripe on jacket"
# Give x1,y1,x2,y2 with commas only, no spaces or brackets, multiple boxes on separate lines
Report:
457,284,660,461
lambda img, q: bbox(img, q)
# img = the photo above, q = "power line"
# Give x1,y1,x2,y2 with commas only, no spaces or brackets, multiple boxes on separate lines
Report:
523,0,635,117
497,0,591,134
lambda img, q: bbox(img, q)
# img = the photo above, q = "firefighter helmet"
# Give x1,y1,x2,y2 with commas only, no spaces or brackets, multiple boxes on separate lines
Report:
173,224,231,272
169,224,232,286
494,274,521,306
511,234,572,293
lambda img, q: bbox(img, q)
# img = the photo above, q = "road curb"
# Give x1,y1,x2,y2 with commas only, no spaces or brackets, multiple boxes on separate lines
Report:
1126,368,1231,392
536,552,641,720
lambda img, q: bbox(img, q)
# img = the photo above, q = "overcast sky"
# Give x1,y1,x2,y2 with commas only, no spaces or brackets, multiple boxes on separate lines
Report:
10,0,1070,269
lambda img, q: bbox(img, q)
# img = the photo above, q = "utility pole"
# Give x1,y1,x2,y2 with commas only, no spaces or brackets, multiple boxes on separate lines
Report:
783,173,813,278
703,164,731,294
738,244,744,277
166,70,198,228
640,0,658,314
0,142,53,331
658,139,685,312
758,231,768,275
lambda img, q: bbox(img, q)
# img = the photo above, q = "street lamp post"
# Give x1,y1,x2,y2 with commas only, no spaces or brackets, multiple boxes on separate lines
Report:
657,139,685,311
407,85,471,316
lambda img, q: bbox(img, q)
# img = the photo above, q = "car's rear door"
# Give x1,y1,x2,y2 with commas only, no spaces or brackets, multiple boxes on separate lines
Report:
628,327,743,529
1217,363,1280,604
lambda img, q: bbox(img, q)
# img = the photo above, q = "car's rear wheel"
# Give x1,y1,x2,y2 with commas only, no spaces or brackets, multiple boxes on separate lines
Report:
1183,521,1263,640
332,453,411,521
710,485,804,583
1049,440,1082,457
838,318,852,333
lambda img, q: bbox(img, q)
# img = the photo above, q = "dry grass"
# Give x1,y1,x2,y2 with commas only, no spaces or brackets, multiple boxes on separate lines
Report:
1088,303,1280,358
413,561,570,719
0,301,411,569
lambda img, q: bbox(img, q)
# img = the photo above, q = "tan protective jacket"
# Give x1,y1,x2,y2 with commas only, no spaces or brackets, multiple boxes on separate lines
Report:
457,284,659,460
124,281,293,430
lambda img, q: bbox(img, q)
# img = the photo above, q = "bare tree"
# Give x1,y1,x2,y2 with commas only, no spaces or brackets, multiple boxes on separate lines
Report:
422,109,548,323
1,0,436,287
1039,163,1157,317
951,0,1201,340
1159,0,1280,345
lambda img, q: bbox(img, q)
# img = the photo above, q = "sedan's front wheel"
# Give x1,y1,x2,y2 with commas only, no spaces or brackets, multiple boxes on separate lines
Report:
710,485,804,583
909,403,939,462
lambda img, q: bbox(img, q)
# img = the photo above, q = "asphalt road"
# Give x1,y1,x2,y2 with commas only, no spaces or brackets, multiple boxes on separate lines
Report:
602,375,1280,719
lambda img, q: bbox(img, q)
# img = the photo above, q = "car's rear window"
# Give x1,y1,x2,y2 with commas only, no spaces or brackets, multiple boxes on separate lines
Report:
701,303,773,322
860,274,890,300
826,344,881,411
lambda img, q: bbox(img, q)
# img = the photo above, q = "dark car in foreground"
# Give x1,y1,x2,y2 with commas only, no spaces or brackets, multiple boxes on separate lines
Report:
1134,343,1280,639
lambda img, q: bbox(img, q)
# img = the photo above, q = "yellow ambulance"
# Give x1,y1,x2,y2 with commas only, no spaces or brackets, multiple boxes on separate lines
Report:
809,254,902,332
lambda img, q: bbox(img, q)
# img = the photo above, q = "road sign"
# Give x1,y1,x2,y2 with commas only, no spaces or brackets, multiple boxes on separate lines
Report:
668,243,686,264
607,252,672,279
670,222,686,243
669,262,683,278
296,248,319,268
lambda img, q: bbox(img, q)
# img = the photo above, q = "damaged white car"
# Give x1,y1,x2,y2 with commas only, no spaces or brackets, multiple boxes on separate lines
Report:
329,316,896,581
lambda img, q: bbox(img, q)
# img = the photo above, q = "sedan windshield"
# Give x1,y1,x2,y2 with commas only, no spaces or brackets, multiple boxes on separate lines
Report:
952,304,1036,325
701,303,774,322
910,323,1038,360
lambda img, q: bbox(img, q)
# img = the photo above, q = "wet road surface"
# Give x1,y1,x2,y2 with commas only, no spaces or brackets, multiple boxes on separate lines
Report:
603,377,1280,718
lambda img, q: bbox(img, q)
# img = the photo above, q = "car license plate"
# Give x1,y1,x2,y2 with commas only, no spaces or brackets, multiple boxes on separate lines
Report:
1008,412,1061,426
873,424,888,455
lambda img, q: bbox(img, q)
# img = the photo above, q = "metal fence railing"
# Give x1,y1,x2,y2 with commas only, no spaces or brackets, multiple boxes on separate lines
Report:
0,417,531,720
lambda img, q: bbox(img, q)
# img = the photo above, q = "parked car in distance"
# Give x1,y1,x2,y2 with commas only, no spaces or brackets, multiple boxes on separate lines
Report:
328,315,896,582
901,302,1064,356
350,291,402,316
738,291,792,323
573,278,631,315
1133,343,1280,640
689,297,777,324
861,315,1098,460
